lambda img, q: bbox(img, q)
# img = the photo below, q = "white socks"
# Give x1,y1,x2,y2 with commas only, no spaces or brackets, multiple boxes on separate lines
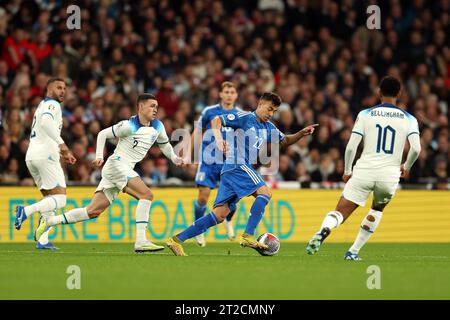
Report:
24,195,67,217
320,210,344,231
47,207,90,226
135,199,152,242
349,209,383,254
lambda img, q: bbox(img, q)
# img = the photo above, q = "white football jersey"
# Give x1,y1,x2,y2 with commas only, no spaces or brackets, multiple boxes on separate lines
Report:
108,116,169,167
351,103,420,181
26,97,63,161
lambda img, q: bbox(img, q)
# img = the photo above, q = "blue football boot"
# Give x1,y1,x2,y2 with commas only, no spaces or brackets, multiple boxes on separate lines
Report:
15,205,27,230
344,251,362,261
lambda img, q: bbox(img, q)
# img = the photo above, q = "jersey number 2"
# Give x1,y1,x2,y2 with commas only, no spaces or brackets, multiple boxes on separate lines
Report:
30,115,37,138
375,124,396,154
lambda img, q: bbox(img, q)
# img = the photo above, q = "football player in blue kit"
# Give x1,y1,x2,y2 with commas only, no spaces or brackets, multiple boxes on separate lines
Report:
192,81,240,246
167,92,318,256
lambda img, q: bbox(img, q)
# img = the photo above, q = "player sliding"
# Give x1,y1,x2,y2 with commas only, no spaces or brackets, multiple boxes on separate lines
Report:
167,92,318,256
35,94,185,253
15,78,77,250
306,76,421,260
192,81,240,246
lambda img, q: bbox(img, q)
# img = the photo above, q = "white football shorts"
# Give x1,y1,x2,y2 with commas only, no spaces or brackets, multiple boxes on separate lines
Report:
342,176,399,207
96,157,139,203
26,158,67,190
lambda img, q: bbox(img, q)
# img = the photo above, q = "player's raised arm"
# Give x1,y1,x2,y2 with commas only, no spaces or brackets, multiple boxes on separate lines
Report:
93,120,132,167
279,124,319,148
40,110,76,164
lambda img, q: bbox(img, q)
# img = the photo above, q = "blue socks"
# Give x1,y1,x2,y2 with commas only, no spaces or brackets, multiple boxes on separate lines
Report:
226,209,235,222
244,194,270,235
177,212,219,242
194,201,207,221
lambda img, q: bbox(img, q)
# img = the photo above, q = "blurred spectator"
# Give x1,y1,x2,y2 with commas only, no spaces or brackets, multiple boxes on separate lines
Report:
0,0,448,188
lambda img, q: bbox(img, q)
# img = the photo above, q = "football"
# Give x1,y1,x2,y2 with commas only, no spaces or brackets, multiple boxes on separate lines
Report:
256,232,280,256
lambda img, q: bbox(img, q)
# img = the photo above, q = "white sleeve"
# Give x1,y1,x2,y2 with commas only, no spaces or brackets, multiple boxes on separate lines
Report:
156,125,170,144
344,133,363,175
159,142,177,163
404,133,421,171
156,123,177,162
40,113,64,145
352,111,365,137
95,127,115,159
112,120,133,138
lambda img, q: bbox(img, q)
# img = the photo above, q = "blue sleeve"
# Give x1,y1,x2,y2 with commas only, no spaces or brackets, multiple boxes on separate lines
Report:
267,122,285,144
200,110,210,129
152,119,164,134
220,111,245,129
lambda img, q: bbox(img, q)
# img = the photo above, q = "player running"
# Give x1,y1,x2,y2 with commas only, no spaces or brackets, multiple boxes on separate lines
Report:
15,77,76,250
167,92,318,256
306,76,421,260
192,81,240,246
34,93,185,253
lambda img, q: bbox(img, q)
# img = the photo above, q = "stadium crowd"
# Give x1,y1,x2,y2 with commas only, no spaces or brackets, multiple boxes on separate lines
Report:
0,0,449,188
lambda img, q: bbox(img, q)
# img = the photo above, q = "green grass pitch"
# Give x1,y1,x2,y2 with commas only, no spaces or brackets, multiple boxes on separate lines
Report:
1,242,449,299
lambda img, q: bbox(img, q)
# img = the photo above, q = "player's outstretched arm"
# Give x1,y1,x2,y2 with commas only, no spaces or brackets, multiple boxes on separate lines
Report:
280,124,319,148
40,113,76,164
401,133,421,178
342,133,363,182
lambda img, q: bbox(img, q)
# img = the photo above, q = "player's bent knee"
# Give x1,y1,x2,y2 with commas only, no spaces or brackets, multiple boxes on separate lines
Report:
51,194,66,208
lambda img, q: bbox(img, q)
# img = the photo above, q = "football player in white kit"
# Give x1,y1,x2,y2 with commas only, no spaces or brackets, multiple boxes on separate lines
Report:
34,93,185,252
14,77,77,250
306,76,421,260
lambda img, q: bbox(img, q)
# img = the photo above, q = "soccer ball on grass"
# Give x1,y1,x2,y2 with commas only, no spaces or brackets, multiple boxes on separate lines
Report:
256,232,280,256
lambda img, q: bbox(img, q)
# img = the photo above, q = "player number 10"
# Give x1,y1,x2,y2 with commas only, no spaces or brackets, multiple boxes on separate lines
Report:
375,124,396,154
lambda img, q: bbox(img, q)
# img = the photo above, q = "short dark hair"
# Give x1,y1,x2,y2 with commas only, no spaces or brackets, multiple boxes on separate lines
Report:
136,93,157,106
46,77,66,88
379,76,401,97
260,92,282,107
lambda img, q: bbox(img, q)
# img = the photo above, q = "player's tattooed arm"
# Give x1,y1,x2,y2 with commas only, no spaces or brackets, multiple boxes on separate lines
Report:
280,124,319,148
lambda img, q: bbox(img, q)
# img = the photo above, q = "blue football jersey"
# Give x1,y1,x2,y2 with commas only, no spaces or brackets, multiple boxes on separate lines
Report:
196,104,238,165
219,111,285,173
